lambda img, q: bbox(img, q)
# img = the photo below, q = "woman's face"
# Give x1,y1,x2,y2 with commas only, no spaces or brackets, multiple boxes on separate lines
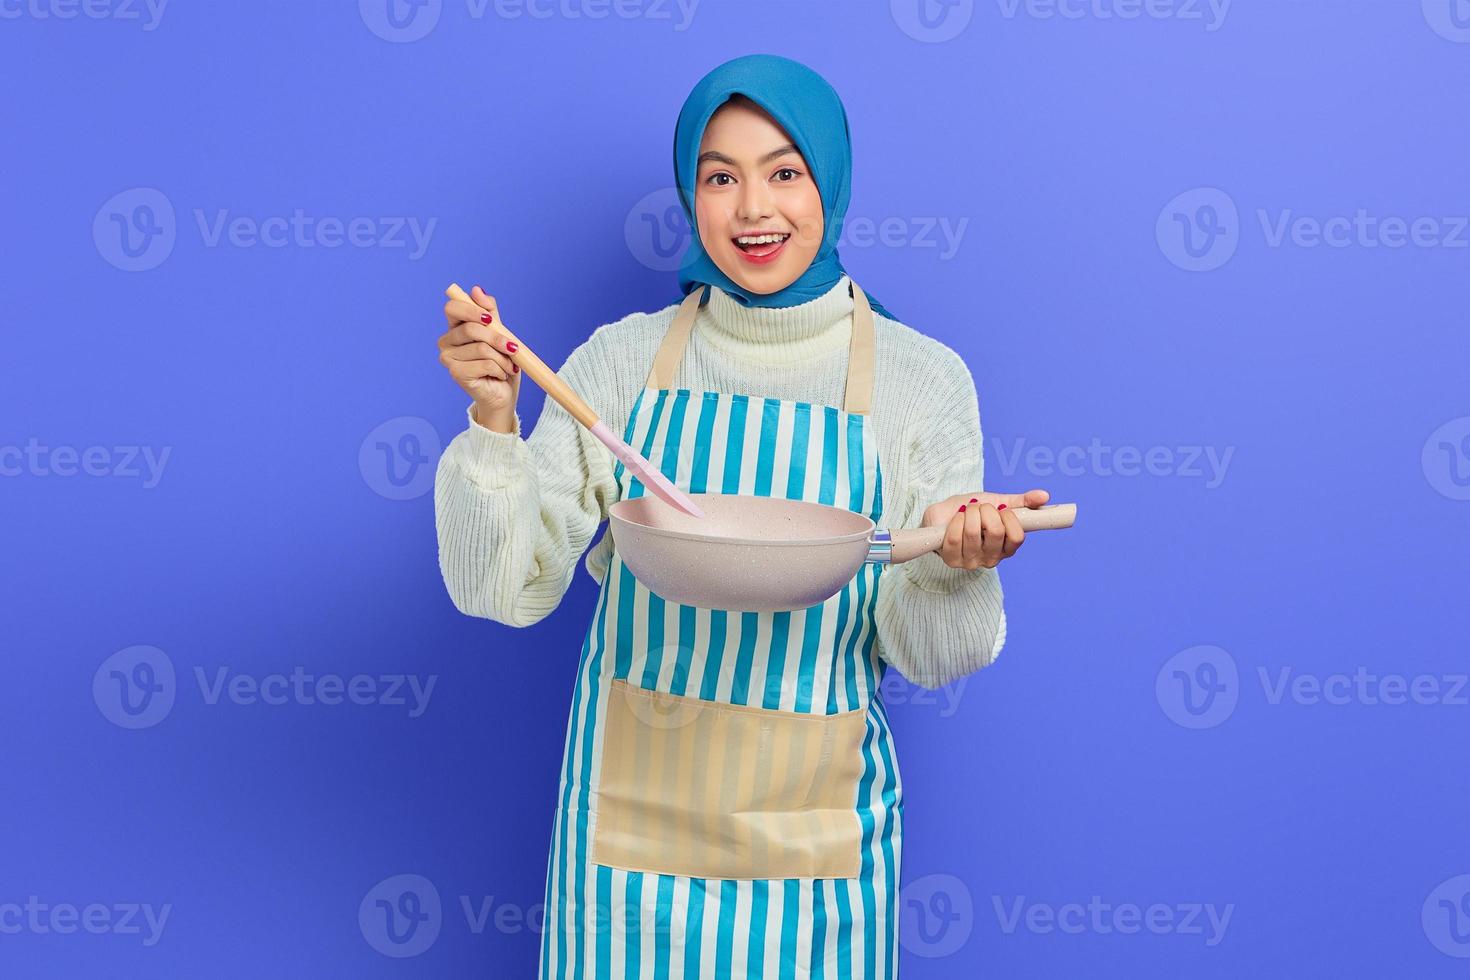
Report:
694,100,824,294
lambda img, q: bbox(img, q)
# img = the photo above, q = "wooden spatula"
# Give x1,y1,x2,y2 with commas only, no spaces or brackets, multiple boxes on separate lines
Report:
445,283,706,519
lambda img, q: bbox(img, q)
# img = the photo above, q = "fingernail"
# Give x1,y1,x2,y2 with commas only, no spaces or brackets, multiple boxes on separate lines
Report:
512,363,519,373
969,498,977,503
480,314,493,324
506,341,519,353
958,504,967,512
997,504,1007,511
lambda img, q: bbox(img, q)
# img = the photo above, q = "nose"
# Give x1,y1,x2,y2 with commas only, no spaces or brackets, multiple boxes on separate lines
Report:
735,178,774,224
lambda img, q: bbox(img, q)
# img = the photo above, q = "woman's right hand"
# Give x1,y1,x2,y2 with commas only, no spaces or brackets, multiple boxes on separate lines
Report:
438,285,521,433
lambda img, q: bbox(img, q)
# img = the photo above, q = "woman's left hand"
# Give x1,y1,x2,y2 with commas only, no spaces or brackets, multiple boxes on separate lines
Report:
921,489,1051,570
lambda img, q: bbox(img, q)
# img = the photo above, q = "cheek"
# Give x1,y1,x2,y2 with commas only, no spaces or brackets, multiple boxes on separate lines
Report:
694,195,729,239
789,188,823,249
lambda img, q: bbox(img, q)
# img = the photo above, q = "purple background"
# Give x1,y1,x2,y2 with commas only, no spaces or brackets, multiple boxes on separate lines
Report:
4,0,1469,976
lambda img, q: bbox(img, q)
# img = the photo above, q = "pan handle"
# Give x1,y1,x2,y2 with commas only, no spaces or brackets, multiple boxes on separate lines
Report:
871,503,1078,565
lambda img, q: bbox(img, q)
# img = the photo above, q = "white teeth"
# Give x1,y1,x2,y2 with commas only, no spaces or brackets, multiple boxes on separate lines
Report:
736,233,789,245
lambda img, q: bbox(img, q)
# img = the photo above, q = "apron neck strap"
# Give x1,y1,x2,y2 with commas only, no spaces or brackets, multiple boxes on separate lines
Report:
644,279,877,416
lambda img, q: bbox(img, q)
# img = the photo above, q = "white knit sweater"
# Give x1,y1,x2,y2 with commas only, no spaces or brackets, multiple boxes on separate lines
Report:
433,274,1006,689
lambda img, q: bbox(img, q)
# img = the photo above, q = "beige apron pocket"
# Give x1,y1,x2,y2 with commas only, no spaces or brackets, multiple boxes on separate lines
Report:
593,677,867,880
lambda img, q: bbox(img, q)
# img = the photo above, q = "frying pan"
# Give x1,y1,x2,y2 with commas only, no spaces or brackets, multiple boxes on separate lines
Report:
609,493,1077,612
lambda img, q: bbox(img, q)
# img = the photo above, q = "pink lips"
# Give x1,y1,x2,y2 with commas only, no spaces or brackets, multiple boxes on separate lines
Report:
732,233,789,265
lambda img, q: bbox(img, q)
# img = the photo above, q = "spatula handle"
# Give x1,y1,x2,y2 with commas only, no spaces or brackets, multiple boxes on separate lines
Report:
445,283,601,431
886,503,1077,564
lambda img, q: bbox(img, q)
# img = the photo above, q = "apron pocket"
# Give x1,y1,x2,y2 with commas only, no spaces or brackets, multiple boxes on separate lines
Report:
593,677,867,881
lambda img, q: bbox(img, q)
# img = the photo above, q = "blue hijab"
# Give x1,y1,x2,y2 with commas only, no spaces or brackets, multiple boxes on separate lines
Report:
672,53,898,322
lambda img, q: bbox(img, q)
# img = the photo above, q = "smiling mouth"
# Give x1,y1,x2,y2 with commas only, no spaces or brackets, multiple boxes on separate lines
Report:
732,232,791,256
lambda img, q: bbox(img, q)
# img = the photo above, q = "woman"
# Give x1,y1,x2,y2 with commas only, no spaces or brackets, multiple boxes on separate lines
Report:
434,53,1048,979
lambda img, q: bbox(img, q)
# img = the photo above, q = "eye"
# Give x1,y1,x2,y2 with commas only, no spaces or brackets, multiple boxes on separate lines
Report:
704,172,734,187
774,167,802,182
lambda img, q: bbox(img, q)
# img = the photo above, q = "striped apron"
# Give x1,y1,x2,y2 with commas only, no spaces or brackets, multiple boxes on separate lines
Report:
539,279,903,979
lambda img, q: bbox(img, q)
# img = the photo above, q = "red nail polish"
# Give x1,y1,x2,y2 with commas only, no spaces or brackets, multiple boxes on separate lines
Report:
506,341,518,353
969,498,977,503
958,504,967,512
997,504,1007,511
512,363,519,373
480,314,493,324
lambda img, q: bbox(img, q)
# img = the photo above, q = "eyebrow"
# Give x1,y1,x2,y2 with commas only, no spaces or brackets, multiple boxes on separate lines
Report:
697,143,803,168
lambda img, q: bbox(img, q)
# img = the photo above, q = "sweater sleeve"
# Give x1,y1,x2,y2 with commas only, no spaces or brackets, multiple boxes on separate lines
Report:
432,331,621,627
872,350,1007,689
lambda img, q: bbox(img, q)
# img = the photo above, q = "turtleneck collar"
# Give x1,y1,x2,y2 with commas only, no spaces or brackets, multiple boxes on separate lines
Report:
694,273,855,366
